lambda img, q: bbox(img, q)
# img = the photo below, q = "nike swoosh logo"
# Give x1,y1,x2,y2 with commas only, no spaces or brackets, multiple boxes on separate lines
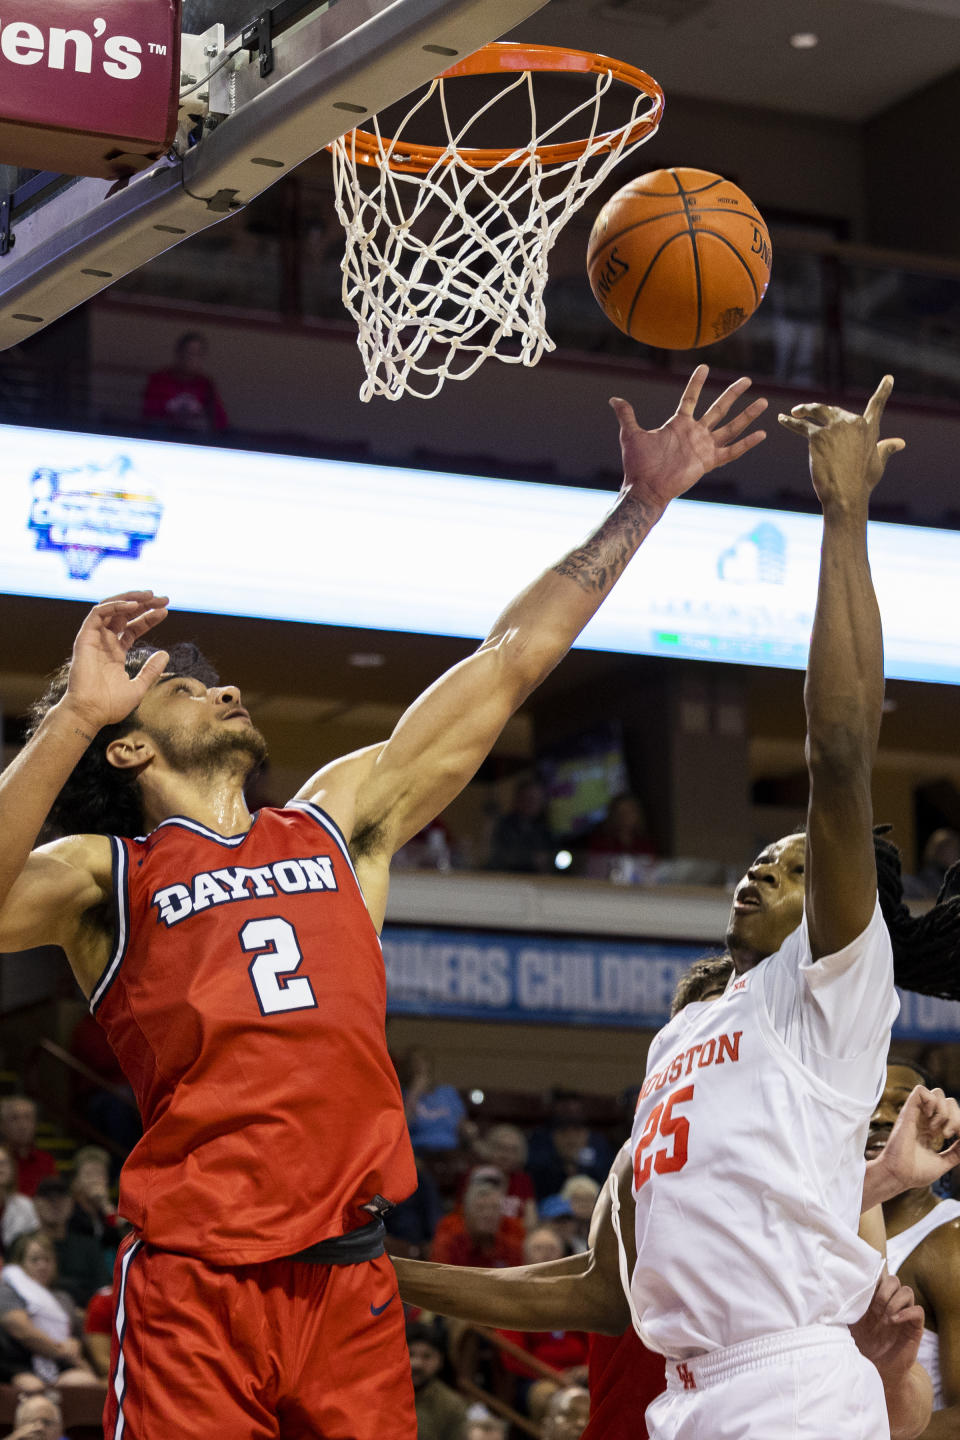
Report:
370,1293,397,1317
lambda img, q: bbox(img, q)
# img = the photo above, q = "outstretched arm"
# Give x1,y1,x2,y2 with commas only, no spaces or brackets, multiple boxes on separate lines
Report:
301,369,765,914
780,377,904,959
392,1146,634,1335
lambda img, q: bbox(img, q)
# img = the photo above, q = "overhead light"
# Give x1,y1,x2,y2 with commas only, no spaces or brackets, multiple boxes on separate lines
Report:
789,31,819,48
348,652,386,668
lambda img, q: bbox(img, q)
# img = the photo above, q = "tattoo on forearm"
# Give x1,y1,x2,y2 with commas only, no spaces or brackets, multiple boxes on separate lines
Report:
74,727,94,743
553,495,656,595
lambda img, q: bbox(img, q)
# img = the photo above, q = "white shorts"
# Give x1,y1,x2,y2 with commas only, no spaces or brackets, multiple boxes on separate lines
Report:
645,1324,889,1440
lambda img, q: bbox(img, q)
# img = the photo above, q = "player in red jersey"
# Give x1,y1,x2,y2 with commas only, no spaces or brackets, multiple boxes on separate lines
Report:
0,368,766,1440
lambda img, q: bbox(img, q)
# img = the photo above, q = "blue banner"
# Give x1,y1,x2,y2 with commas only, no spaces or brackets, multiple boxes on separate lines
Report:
382,926,960,1040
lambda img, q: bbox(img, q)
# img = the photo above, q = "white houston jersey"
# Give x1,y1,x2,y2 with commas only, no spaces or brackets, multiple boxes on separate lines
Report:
626,901,897,1359
885,1198,960,1411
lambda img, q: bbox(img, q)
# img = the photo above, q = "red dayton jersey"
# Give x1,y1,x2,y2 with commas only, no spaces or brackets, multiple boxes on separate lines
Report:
91,802,415,1264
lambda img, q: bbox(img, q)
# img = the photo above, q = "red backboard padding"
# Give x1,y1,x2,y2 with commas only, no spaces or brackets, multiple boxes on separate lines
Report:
0,0,181,177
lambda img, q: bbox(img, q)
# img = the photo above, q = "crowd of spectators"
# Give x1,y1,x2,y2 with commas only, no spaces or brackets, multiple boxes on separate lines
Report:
0,1066,600,1438
391,1049,620,1436
400,782,663,885
0,1101,118,1433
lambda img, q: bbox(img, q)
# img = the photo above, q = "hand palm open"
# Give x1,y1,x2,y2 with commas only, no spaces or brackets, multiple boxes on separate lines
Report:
611,364,767,508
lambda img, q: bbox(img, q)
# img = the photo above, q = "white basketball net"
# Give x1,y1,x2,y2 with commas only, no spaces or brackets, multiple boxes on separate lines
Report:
331,62,662,401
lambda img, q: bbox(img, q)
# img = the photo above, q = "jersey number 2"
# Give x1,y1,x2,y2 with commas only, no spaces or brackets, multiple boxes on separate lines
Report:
633,1084,694,1190
240,917,318,1015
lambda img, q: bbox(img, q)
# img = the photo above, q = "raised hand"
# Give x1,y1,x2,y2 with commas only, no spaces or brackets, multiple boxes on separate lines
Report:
610,365,767,510
878,1084,960,1196
61,591,170,733
778,374,905,509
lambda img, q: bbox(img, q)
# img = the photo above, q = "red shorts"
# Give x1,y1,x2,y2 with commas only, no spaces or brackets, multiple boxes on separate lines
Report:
104,1233,415,1439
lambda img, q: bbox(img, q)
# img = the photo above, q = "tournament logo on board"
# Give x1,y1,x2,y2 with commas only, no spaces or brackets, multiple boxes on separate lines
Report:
27,456,162,579
716,522,787,585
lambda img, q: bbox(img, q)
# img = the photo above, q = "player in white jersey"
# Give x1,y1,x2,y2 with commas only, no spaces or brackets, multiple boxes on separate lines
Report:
394,963,960,1439
397,377,918,1437
867,1058,960,1432
612,377,910,1439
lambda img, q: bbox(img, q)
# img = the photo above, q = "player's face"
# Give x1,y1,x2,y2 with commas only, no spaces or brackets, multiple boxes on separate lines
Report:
133,674,268,779
725,833,806,972
866,1063,923,1162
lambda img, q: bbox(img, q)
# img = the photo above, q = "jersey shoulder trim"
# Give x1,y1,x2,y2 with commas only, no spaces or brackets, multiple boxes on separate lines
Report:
143,813,261,848
89,835,131,1014
284,799,361,889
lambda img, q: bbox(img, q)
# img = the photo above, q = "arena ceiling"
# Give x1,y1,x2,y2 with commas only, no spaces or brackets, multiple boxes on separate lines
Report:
173,0,960,125
514,0,960,122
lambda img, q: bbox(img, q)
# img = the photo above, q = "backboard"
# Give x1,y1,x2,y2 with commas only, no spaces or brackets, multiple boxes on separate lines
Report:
0,0,550,352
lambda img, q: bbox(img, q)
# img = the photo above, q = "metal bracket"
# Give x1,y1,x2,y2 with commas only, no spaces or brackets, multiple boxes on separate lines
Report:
242,0,322,77
1,170,66,258
0,196,12,257
205,188,241,211
245,8,274,76
179,24,227,118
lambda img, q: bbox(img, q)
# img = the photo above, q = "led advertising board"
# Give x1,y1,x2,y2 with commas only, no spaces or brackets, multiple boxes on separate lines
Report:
3,422,958,682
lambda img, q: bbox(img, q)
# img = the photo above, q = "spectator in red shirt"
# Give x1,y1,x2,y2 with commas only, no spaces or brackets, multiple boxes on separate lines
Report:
0,1099,56,1198
430,1173,524,1270
141,332,228,433
496,1226,588,1421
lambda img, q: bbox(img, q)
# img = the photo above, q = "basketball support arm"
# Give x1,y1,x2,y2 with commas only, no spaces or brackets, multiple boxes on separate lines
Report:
0,0,549,351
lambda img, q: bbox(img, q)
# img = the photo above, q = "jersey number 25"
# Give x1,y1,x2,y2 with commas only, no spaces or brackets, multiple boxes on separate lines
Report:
633,1085,694,1190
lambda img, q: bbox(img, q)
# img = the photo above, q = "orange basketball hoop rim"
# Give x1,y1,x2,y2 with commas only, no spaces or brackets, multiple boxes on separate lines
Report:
337,42,665,174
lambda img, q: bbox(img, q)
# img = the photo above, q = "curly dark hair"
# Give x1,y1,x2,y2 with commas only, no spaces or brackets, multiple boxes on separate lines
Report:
26,642,219,839
874,825,960,1001
671,954,735,1016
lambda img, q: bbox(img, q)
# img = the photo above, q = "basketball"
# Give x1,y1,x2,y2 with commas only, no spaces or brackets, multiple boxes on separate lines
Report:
586,167,772,350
